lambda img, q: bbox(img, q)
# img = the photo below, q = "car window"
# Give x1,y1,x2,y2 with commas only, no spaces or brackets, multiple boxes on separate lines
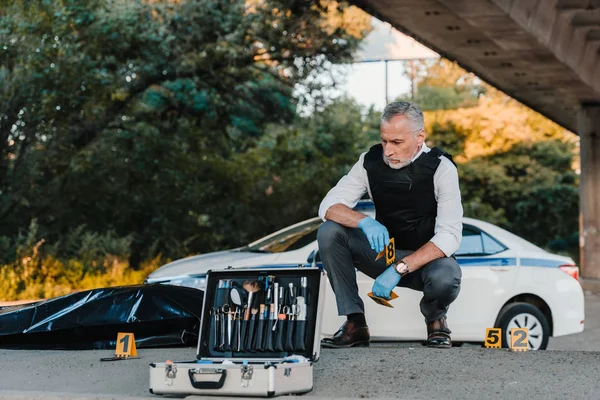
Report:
456,226,507,256
481,231,506,254
456,227,483,255
245,219,322,253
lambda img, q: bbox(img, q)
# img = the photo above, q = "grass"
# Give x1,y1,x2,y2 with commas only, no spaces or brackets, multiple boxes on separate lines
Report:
0,223,168,301
0,254,164,301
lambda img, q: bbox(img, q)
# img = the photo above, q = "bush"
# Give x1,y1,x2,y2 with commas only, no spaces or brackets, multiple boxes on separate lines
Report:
0,223,165,301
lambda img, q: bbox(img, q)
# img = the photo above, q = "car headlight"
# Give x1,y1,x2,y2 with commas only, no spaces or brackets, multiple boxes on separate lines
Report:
166,275,207,291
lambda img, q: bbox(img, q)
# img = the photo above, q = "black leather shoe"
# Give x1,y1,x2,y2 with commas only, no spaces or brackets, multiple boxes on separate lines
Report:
427,316,452,348
321,320,370,348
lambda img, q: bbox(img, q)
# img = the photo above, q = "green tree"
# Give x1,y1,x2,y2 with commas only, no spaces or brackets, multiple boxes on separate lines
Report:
425,121,467,158
0,0,371,264
410,85,480,111
459,139,579,259
399,59,484,110
205,96,380,246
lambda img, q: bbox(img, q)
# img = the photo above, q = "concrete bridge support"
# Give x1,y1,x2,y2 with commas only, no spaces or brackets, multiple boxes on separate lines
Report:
579,103,600,280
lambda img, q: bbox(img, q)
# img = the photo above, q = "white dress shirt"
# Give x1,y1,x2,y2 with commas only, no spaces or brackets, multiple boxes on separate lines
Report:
318,143,463,256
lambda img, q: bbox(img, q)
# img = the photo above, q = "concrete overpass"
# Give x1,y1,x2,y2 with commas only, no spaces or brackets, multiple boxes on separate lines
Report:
349,0,600,281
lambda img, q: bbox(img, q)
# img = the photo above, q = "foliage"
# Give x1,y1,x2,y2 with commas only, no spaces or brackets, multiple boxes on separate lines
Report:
197,96,380,246
0,0,371,266
411,85,479,111
425,93,572,162
399,59,484,110
0,220,164,300
458,139,579,259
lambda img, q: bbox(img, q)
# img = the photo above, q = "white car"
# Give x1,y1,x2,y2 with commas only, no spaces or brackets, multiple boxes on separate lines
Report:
145,201,584,350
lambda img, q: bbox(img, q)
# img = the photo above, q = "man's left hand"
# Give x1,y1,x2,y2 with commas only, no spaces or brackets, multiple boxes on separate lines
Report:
372,265,401,299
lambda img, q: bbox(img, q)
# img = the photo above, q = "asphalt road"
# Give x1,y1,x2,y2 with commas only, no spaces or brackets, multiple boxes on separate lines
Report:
1,292,599,400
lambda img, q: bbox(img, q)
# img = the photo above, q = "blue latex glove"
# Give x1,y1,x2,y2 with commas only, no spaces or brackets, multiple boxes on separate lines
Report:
358,217,390,253
372,265,401,299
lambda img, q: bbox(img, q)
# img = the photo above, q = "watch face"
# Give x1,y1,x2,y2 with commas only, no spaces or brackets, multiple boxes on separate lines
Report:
396,262,408,276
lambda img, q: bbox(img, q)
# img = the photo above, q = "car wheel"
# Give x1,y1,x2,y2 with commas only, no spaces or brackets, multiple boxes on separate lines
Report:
496,302,550,350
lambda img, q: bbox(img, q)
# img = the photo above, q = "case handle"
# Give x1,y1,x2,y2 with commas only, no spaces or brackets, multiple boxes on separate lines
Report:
188,368,227,389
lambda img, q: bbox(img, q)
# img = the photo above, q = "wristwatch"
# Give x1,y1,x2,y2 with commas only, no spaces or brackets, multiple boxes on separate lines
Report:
394,260,410,277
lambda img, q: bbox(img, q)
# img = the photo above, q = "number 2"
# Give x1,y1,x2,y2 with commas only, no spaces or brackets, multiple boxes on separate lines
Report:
510,328,529,351
513,330,526,347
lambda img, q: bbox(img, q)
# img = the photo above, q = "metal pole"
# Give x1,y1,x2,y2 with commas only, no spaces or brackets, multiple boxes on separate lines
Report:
354,57,437,106
385,60,389,105
409,59,416,100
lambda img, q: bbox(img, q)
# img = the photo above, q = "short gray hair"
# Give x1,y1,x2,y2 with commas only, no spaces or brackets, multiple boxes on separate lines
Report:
381,101,424,134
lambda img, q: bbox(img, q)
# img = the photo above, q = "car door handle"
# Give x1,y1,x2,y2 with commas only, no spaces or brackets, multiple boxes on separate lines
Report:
490,267,510,271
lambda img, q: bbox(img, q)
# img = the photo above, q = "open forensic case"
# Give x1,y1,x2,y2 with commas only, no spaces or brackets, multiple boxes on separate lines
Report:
149,266,326,397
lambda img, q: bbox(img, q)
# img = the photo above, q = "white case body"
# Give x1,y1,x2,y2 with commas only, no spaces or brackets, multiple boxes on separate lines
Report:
149,359,313,397
149,267,326,397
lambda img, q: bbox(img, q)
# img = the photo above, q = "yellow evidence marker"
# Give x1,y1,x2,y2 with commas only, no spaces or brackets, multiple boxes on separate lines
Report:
115,332,138,357
370,238,399,307
510,328,529,352
367,291,399,308
100,332,139,361
484,328,502,348
375,238,396,266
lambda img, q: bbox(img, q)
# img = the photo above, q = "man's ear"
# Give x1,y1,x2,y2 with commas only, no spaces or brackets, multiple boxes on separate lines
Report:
417,129,426,146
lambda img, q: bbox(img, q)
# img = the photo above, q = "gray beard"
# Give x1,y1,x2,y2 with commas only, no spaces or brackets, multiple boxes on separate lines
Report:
383,155,411,169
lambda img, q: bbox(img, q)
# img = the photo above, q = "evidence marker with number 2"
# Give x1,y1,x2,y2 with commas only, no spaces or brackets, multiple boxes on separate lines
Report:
510,328,529,352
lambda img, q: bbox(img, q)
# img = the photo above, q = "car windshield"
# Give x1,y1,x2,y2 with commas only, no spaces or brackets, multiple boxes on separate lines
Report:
244,219,323,253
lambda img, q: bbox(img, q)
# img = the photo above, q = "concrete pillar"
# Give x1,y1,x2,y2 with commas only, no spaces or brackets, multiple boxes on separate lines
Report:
579,103,600,280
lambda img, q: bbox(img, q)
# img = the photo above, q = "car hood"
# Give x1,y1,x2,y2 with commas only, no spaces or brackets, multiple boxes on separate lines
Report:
146,250,281,281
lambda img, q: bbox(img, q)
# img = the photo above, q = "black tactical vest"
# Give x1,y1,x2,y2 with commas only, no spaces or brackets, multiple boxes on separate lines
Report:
363,145,454,250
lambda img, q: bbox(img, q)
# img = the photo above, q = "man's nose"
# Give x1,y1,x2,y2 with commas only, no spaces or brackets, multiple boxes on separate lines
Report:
383,144,394,156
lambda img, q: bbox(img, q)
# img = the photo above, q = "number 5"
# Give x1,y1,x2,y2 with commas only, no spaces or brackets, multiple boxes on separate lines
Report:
484,328,501,348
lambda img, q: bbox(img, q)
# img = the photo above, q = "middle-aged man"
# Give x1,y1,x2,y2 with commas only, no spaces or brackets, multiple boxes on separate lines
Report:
317,101,463,349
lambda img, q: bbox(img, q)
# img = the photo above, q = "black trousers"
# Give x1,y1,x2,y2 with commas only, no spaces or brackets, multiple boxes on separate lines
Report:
317,220,462,323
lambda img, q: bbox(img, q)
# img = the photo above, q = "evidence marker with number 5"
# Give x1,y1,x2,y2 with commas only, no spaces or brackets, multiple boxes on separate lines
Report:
484,328,502,348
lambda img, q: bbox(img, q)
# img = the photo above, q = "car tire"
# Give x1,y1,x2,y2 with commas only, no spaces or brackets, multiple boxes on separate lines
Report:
496,302,550,350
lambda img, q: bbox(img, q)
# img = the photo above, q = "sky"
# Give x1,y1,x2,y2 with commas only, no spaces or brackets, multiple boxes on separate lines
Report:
336,18,440,111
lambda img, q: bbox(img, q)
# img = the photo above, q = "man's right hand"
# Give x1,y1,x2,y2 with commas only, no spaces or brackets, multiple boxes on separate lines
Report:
357,217,390,253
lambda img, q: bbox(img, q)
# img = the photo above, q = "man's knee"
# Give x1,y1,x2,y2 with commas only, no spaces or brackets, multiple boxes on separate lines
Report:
317,220,347,250
424,258,462,300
